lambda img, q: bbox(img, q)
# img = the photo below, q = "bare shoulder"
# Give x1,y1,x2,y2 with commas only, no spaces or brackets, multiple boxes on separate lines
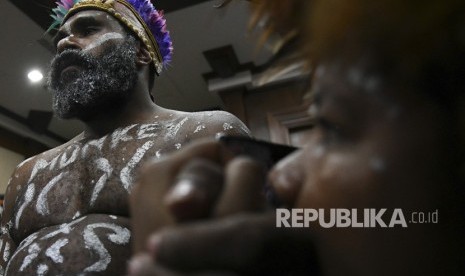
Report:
0,137,77,226
171,110,251,138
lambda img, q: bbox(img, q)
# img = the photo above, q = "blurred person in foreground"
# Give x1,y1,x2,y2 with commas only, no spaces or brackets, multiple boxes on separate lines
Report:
129,0,465,275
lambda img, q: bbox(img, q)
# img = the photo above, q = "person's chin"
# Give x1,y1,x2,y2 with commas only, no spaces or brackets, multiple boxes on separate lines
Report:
53,102,88,120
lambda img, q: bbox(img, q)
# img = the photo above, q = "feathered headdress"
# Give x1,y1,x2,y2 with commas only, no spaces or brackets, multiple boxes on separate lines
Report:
48,0,173,74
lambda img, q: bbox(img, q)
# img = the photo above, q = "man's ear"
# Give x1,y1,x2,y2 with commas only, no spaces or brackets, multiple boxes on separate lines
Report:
136,43,152,66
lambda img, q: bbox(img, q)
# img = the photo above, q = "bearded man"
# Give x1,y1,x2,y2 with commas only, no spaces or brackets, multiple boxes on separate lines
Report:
0,0,249,274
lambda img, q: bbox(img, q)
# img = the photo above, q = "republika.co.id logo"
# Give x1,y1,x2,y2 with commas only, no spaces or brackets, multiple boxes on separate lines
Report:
276,208,439,228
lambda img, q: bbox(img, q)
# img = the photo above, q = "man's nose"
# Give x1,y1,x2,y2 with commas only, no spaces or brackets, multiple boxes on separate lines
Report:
56,34,81,54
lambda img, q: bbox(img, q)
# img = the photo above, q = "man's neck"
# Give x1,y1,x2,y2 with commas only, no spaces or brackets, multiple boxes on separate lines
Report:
80,84,162,139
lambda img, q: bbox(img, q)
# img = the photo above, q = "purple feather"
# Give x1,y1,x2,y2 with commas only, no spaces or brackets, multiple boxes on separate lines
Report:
126,0,173,65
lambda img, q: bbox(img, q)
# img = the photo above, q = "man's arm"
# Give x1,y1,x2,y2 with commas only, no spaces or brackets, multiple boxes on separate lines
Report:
0,159,33,274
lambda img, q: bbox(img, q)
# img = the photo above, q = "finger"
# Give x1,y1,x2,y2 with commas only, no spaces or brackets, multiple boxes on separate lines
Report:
268,149,306,207
165,158,224,222
128,254,162,276
128,254,240,276
130,139,233,252
215,157,267,217
147,213,318,274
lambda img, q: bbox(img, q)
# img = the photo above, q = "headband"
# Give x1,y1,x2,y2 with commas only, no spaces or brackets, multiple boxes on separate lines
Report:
49,0,173,74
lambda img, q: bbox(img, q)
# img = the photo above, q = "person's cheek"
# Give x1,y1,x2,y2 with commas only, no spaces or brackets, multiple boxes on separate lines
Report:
296,145,389,210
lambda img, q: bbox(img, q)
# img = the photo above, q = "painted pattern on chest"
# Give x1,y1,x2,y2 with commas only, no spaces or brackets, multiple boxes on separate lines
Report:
12,122,171,234
3,114,236,275
5,216,130,275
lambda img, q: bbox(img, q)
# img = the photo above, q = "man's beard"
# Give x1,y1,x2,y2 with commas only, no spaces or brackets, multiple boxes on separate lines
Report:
48,37,138,120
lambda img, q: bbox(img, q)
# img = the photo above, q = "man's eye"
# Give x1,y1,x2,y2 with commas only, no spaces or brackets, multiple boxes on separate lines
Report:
82,27,98,36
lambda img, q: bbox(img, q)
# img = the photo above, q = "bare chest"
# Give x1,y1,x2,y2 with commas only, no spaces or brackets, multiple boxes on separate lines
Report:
11,122,185,242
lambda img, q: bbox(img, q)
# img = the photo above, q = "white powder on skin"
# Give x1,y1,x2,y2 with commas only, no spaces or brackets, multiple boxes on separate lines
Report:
72,211,81,220
2,242,10,262
82,135,107,157
83,223,130,273
5,232,39,273
194,124,206,133
223,123,234,131
59,146,79,169
83,32,124,52
120,141,155,191
19,243,40,272
90,158,113,206
137,124,160,140
28,160,49,183
48,155,60,171
37,264,49,276
41,216,86,240
15,184,35,229
111,124,137,149
36,172,67,216
45,238,68,264
165,117,188,141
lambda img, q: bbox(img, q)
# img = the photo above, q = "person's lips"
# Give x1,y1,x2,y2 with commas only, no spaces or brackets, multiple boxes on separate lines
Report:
61,65,81,75
59,65,82,83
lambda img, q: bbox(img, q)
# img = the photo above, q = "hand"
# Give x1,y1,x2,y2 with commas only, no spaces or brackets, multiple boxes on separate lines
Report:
129,138,319,275
130,139,267,253
128,213,319,276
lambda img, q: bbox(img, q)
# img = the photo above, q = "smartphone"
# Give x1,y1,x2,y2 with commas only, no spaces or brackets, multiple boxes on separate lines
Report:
218,136,298,169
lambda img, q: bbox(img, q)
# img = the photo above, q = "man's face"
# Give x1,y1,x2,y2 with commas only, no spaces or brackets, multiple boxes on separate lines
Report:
48,10,138,120
275,60,455,209
270,60,456,271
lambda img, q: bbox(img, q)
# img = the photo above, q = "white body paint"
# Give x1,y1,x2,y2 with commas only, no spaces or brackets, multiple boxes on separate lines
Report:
81,135,107,158
120,141,154,191
36,172,67,216
83,32,124,52
59,146,79,169
223,123,234,131
28,160,49,183
83,223,130,272
111,124,136,149
194,124,206,133
3,242,10,262
45,238,68,264
37,264,48,276
19,243,40,272
40,217,86,240
137,124,160,140
165,117,188,141
15,184,35,229
90,158,113,206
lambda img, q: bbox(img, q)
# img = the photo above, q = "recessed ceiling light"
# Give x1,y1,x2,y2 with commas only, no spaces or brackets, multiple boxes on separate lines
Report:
28,70,43,82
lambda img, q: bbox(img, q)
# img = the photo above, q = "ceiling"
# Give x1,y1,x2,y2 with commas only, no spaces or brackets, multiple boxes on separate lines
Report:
0,0,271,149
